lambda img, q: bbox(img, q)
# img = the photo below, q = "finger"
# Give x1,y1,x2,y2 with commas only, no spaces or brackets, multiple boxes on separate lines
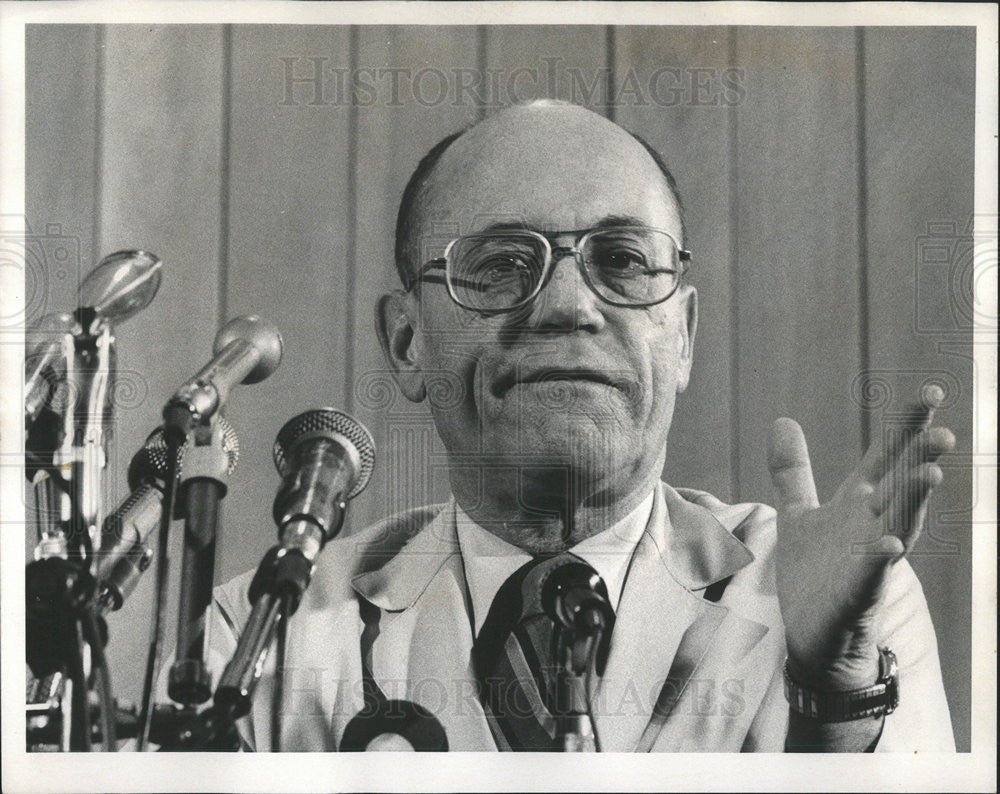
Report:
881,462,943,555
869,426,956,515
767,418,819,511
857,383,945,484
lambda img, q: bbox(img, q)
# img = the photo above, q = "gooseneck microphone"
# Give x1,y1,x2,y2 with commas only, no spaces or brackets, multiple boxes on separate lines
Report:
164,315,283,437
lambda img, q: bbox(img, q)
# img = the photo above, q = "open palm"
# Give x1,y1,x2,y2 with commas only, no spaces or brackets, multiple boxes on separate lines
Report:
766,386,954,690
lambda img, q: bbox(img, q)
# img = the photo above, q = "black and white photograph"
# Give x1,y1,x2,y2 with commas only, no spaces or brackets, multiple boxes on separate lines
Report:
1,2,996,791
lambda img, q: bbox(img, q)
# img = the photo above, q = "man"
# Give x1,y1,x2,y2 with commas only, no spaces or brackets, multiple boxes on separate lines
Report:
209,100,955,752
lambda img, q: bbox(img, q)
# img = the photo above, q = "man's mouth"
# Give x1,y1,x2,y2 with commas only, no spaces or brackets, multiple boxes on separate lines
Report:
493,368,626,397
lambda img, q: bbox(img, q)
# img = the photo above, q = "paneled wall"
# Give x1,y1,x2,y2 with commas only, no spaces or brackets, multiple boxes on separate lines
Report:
25,25,975,749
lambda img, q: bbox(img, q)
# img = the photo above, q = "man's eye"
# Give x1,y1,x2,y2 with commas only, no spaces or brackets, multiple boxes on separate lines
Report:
474,256,532,281
594,248,649,276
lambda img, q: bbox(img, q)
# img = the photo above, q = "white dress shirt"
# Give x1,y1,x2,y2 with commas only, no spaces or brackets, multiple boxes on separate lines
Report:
454,490,655,636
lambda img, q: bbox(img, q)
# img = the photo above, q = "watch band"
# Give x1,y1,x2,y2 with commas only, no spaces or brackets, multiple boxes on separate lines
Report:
783,647,899,722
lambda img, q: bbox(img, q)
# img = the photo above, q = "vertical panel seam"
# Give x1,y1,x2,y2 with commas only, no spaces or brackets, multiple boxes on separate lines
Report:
91,25,106,263
476,25,488,121
606,26,616,123
218,24,233,330
855,27,871,452
343,26,360,415
727,25,740,502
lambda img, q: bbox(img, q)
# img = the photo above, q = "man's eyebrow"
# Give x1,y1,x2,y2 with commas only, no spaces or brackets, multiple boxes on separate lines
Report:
474,215,651,235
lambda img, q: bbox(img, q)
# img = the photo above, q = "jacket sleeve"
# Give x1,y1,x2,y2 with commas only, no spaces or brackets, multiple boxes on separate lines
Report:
872,558,956,751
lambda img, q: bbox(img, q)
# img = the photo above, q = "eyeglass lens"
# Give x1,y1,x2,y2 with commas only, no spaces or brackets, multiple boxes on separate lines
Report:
446,229,682,311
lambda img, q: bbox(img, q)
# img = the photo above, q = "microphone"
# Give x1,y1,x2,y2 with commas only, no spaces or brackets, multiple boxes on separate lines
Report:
271,408,376,563
193,409,375,744
26,247,160,431
62,251,162,556
541,561,613,635
78,250,162,326
541,561,613,752
95,420,238,612
164,315,283,437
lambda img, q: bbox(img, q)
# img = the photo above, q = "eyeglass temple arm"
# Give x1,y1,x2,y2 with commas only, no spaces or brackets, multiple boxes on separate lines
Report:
410,259,496,294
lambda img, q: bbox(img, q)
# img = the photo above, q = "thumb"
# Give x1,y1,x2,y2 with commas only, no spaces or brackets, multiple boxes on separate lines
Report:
767,418,819,511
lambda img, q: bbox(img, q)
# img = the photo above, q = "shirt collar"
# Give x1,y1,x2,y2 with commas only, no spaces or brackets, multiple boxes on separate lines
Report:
455,490,655,637
349,482,755,613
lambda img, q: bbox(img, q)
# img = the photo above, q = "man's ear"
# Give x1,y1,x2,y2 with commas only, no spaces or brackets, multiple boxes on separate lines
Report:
375,291,426,403
675,285,697,393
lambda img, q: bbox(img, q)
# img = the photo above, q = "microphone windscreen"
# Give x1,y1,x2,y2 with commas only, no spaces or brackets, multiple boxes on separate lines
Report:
129,417,239,490
272,408,375,500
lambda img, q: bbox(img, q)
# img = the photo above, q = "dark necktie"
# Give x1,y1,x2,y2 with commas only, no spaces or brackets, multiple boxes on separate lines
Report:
472,553,613,751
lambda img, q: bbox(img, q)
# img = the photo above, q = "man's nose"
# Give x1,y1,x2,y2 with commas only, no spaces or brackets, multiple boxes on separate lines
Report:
527,250,606,332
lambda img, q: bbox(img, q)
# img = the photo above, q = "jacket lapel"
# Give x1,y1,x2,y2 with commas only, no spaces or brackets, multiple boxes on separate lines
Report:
350,502,497,751
348,484,770,753
595,483,765,752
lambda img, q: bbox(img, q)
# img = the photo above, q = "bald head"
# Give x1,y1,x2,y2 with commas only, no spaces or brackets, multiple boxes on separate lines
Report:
394,101,685,286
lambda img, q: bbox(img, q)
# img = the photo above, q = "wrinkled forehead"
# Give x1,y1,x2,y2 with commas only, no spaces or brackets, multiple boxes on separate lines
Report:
421,104,682,238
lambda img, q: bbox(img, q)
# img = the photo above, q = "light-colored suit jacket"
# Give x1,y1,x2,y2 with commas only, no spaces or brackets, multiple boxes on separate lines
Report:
209,482,955,752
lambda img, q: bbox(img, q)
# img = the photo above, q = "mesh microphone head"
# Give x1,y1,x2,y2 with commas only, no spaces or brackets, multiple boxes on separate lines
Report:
272,408,375,500
129,416,239,489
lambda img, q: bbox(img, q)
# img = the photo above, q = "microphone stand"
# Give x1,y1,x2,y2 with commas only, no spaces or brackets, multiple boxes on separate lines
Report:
168,417,233,707
553,626,603,752
26,309,115,752
25,251,163,753
158,546,309,750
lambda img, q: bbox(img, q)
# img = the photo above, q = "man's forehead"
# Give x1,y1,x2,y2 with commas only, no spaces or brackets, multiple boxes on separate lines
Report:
420,103,681,236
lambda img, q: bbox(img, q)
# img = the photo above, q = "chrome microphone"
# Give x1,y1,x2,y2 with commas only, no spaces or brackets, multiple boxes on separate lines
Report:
164,316,283,436
26,249,161,429
201,410,375,737
30,251,163,559
540,561,613,752
271,408,376,563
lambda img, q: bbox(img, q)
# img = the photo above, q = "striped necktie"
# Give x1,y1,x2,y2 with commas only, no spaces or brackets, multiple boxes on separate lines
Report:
472,553,613,751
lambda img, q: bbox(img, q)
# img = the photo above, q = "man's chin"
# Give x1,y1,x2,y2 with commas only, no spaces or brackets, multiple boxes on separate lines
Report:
483,423,636,472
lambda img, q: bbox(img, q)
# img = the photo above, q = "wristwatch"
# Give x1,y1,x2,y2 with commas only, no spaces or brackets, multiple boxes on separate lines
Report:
783,647,899,722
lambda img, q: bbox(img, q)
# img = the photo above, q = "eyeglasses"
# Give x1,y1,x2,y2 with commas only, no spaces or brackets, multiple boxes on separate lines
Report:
408,226,691,314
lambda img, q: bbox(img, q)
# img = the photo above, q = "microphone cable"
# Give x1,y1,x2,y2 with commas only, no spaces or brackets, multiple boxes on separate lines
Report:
82,607,115,751
67,619,92,751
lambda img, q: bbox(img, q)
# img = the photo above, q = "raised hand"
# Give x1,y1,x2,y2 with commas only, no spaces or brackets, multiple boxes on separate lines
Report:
766,385,955,691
